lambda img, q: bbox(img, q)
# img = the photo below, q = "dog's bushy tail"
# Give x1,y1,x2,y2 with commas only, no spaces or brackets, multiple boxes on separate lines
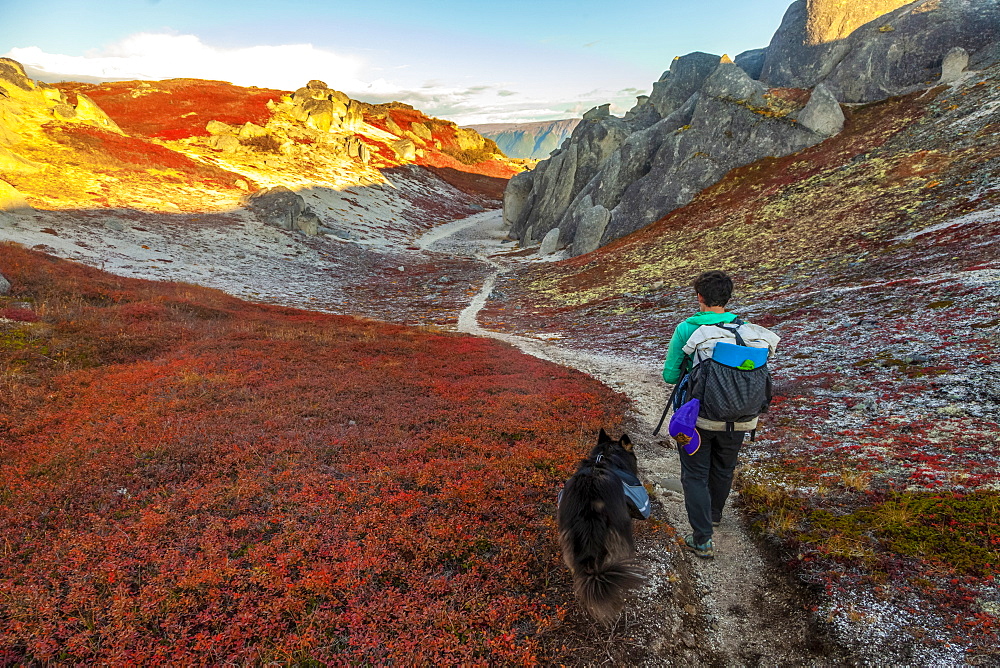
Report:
574,560,646,626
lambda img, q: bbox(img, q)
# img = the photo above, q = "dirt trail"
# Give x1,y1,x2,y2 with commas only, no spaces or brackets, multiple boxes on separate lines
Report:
418,211,845,665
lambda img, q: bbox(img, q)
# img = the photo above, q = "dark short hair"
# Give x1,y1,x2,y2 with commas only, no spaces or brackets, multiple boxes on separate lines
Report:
693,271,733,307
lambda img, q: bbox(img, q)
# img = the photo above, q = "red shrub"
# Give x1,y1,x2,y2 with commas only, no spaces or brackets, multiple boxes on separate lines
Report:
57,79,284,140
0,243,627,663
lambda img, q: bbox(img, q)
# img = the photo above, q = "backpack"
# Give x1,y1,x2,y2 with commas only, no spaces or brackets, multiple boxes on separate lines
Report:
669,319,779,436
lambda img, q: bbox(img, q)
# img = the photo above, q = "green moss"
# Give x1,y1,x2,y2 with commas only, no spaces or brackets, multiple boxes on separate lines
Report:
805,492,1000,575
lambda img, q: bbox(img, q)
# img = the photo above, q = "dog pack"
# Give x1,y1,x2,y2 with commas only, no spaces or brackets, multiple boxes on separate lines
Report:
671,319,780,435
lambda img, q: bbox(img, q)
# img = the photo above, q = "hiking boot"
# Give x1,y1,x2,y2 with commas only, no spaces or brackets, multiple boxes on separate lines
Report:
684,534,714,559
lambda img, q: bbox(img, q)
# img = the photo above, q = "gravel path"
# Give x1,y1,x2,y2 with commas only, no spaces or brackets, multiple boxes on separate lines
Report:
418,211,847,665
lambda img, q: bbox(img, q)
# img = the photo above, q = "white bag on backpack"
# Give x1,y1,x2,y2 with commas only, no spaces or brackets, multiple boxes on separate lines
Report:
682,322,780,366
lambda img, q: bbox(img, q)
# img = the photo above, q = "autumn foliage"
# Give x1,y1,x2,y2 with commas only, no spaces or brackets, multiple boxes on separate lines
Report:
57,79,284,140
0,243,626,663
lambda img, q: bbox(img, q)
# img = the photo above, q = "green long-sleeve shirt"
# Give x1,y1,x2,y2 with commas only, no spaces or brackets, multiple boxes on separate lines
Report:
662,311,740,384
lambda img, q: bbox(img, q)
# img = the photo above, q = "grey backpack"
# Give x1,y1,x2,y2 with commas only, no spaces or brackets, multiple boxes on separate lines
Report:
683,319,777,433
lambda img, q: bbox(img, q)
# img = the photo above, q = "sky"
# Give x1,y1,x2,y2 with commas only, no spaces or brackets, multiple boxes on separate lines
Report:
0,0,795,125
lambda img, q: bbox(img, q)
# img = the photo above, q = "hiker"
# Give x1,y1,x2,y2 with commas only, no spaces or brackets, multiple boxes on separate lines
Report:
661,270,778,559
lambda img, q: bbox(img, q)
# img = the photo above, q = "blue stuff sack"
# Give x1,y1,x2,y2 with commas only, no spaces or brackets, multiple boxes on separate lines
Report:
713,341,768,369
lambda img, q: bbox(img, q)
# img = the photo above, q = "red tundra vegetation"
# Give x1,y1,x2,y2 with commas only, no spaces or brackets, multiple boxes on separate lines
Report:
57,79,284,140
0,242,628,663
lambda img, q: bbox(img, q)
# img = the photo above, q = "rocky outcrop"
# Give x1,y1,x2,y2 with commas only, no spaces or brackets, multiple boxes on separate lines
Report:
0,271,9,296
0,179,33,227
735,48,768,79
648,52,720,118
289,79,364,133
241,186,320,235
504,0,999,256
506,58,835,254
73,92,124,134
506,110,634,247
760,0,1000,101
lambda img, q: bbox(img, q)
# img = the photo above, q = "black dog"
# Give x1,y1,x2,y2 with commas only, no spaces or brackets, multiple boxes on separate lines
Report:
557,429,646,625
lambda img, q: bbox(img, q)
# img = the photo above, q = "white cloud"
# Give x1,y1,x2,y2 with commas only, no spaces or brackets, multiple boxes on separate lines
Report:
8,33,368,92
5,32,651,125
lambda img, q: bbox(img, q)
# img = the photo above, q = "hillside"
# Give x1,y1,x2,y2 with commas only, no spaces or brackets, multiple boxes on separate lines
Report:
481,55,1000,663
467,119,580,160
1,59,518,220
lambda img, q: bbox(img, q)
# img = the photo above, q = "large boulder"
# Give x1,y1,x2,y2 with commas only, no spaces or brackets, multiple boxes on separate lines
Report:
572,202,611,256
289,82,357,132
648,52,721,118
0,179,33,226
760,0,1000,101
242,186,320,234
502,169,534,227
795,83,845,136
939,46,969,83
735,48,768,79
539,228,561,255
74,92,124,134
0,271,10,296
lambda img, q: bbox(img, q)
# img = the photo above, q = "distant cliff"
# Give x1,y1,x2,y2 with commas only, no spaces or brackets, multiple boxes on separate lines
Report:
466,119,580,160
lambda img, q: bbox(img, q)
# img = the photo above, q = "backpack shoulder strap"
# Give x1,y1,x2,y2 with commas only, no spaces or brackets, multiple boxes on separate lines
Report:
711,318,747,346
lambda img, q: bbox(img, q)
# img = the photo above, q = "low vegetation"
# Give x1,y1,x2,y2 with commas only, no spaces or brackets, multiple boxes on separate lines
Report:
0,242,628,663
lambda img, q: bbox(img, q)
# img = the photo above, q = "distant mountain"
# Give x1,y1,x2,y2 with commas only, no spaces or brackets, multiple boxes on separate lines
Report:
467,119,580,160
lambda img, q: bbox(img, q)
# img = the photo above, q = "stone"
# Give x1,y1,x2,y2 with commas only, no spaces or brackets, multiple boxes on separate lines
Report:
0,179,32,216
507,114,631,246
238,122,268,139
0,58,33,91
795,83,845,136
735,48,768,79
345,137,371,163
207,134,241,153
36,84,62,103
295,209,320,236
939,46,969,83
74,93,124,133
760,0,1000,102
410,122,433,141
539,227,560,255
206,120,234,135
241,186,314,231
648,51,720,118
307,79,328,90
341,101,364,132
701,61,769,107
502,169,534,227
52,104,76,119
572,203,611,256
0,272,9,296
582,104,611,121
391,138,416,161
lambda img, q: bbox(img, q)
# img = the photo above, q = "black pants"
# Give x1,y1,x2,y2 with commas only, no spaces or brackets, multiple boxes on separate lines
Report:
678,429,745,544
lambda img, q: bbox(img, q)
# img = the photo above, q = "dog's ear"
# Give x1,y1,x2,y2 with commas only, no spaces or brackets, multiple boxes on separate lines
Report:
621,433,633,451
597,428,611,444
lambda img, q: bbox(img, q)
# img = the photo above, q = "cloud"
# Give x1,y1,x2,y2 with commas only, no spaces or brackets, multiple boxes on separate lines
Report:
583,41,600,48
4,32,653,125
7,33,367,92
